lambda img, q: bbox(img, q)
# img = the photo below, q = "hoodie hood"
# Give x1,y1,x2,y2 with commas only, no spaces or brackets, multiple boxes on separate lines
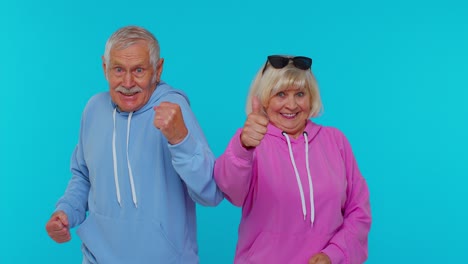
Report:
111,81,189,207
266,120,321,143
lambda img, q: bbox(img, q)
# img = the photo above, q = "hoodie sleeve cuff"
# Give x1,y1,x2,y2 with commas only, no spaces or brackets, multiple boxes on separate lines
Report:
321,243,345,264
167,130,198,159
55,203,75,228
230,131,255,162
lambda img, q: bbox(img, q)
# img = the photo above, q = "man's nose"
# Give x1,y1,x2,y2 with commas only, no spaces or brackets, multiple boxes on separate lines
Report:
122,72,135,88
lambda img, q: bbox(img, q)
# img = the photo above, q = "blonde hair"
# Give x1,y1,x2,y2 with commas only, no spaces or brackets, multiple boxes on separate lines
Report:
246,58,323,118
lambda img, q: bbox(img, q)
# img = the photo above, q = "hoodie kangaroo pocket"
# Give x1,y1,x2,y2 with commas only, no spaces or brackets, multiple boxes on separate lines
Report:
244,230,330,264
77,212,181,264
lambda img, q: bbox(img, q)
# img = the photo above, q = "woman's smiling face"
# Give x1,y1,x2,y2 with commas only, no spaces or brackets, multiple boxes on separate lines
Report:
266,86,311,138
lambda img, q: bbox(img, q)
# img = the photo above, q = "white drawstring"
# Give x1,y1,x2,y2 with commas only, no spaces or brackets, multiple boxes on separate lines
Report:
112,108,121,206
112,108,138,208
126,112,138,207
283,132,315,225
283,132,307,221
304,132,315,225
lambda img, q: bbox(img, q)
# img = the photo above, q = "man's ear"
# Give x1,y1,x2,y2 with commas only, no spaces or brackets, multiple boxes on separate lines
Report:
102,55,108,80
156,58,164,83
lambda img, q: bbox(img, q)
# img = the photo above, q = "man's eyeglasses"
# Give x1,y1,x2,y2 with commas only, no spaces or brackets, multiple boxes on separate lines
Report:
262,55,312,74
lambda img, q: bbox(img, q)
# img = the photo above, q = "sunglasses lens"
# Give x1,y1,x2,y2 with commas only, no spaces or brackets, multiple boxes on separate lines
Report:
268,56,289,69
293,57,312,70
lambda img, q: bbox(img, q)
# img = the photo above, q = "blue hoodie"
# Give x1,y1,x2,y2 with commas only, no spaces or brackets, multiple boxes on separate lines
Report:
55,81,223,264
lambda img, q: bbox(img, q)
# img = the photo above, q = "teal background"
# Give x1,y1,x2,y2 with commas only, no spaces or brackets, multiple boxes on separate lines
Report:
1,0,467,263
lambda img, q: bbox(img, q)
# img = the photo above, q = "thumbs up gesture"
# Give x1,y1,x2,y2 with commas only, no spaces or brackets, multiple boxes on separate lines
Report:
240,96,269,148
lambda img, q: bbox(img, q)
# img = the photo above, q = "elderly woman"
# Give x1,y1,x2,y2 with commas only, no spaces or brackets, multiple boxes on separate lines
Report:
214,55,371,264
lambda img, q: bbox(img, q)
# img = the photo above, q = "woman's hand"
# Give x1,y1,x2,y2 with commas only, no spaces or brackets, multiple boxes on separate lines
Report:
308,252,331,264
240,96,269,148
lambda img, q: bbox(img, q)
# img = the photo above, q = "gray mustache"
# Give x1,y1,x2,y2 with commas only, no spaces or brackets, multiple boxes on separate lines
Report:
115,86,143,94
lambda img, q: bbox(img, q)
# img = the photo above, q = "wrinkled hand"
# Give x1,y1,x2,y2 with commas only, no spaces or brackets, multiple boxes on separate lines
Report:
153,102,188,145
45,211,71,243
240,96,269,148
308,252,331,264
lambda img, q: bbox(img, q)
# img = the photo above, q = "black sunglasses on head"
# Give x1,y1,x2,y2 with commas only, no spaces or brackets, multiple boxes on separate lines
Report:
262,55,312,74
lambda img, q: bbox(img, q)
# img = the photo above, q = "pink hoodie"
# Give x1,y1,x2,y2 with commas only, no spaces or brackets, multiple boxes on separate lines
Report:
214,121,371,264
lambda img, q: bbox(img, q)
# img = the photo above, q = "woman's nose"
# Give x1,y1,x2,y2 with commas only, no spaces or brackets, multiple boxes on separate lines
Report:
286,95,298,108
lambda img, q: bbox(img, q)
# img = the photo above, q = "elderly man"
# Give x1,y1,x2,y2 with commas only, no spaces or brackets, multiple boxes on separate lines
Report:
45,25,223,264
